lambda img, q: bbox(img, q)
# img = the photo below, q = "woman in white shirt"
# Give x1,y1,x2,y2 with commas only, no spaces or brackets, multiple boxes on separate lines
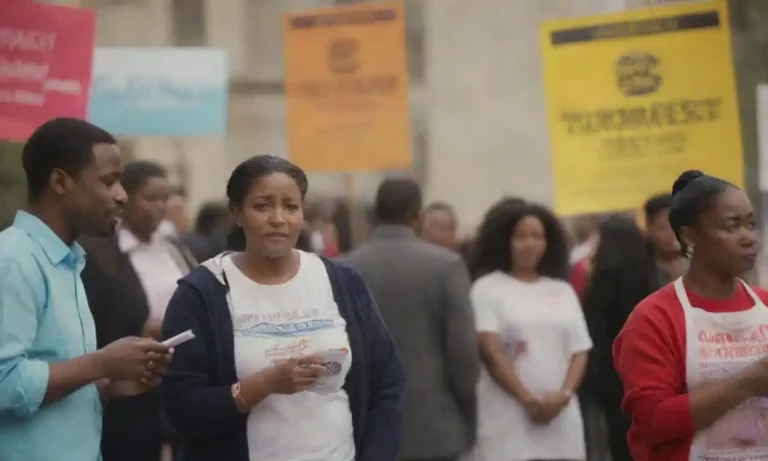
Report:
469,202,592,461
160,155,405,461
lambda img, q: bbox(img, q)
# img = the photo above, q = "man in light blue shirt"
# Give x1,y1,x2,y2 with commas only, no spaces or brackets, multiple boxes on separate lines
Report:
0,118,173,461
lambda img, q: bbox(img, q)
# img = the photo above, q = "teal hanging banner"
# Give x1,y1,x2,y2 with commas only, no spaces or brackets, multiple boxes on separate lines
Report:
88,47,228,136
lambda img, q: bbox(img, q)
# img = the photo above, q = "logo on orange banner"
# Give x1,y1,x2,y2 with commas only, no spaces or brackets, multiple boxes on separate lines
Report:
283,2,411,172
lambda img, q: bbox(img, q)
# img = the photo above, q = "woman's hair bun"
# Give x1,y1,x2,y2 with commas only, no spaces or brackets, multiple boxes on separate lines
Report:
672,170,704,197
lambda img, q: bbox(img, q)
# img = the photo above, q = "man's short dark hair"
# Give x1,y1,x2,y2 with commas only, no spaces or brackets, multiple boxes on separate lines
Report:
122,161,167,196
374,177,422,225
644,193,672,223
22,117,116,200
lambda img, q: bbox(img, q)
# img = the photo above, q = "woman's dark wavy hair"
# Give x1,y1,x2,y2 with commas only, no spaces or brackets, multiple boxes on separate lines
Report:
590,215,653,276
467,196,525,279
226,155,309,251
469,200,569,281
584,216,657,312
582,215,658,391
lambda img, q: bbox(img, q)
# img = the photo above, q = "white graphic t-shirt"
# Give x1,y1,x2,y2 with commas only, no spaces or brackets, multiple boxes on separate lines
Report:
222,251,355,461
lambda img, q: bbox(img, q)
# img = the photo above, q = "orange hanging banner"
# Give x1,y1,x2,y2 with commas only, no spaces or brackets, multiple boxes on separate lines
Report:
283,2,411,172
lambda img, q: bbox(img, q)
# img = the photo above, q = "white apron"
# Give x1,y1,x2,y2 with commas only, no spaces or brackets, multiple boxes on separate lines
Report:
677,277,768,461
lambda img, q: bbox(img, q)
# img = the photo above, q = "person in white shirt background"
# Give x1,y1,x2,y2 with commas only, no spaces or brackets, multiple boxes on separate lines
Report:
159,187,192,239
468,201,592,461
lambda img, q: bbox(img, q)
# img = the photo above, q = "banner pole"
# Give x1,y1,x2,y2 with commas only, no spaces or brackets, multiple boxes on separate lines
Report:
343,172,358,248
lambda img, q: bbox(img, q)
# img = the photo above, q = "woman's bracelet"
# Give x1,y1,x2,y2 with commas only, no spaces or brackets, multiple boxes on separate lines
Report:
231,382,249,413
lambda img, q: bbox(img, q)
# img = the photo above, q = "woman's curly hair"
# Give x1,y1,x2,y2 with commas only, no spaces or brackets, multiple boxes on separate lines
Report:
469,199,569,281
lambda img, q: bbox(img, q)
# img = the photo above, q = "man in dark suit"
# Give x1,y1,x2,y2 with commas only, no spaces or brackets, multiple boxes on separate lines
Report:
343,178,479,461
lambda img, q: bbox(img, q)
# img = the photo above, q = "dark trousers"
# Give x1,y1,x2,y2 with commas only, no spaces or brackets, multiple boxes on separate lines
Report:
579,392,606,461
599,393,632,461
101,393,165,461
402,457,458,461
102,447,161,461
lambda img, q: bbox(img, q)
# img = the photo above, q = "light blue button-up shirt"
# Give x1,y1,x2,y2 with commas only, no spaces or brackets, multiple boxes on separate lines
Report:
0,211,102,461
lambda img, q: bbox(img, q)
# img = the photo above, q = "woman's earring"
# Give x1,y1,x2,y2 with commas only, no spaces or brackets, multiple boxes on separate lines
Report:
687,244,695,258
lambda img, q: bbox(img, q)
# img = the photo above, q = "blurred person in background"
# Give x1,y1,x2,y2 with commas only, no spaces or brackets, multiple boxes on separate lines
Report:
569,215,600,264
295,227,313,252
160,155,404,461
344,178,479,461
309,218,340,257
582,216,659,461
183,201,231,262
615,171,768,461
568,215,602,301
80,161,196,461
644,193,688,283
470,201,591,461
568,250,594,301
307,201,341,257
319,219,340,257
458,237,474,268
158,187,191,238
332,198,354,253
421,201,459,251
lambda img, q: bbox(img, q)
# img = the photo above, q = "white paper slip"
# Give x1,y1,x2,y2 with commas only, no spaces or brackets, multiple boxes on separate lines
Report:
308,348,350,395
162,330,195,347
318,349,348,367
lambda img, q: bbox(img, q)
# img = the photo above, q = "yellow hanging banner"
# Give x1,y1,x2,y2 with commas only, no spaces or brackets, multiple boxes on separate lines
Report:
283,2,411,173
541,0,743,216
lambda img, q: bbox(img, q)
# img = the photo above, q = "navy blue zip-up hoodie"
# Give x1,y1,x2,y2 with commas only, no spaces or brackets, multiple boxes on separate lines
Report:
159,253,405,461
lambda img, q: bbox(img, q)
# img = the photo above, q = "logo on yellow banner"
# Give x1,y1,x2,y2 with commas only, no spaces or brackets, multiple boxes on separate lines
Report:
616,52,661,97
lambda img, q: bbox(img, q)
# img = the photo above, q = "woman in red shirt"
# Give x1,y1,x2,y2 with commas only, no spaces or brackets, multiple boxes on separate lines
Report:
614,170,768,461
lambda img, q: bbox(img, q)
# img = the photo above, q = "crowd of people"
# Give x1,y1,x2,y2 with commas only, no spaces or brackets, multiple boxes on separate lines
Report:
1,117,767,461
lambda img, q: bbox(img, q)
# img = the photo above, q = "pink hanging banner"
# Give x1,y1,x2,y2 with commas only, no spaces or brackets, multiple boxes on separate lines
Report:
0,0,95,141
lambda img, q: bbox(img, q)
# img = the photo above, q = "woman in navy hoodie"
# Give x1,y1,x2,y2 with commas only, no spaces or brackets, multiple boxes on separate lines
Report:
160,155,405,461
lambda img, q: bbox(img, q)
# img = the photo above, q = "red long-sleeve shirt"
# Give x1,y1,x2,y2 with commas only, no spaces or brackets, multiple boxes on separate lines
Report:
569,258,589,301
613,281,768,461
